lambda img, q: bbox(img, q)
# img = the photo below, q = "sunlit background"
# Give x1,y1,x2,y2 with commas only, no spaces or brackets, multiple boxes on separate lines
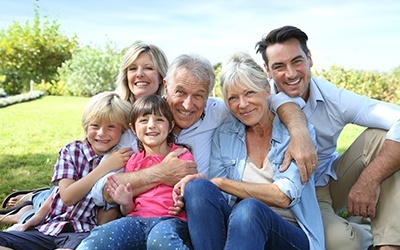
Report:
1,0,399,71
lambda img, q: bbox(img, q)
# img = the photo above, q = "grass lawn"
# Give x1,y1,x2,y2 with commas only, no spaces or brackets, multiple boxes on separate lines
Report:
0,96,89,202
0,95,365,219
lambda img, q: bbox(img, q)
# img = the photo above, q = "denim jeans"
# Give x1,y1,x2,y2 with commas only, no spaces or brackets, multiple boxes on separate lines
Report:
76,216,190,250
184,178,309,250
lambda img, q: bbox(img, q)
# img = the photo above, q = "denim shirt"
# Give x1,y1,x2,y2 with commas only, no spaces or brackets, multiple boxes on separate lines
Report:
209,117,325,250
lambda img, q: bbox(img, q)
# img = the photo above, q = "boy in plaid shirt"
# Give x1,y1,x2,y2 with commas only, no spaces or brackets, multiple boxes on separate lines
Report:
0,92,132,250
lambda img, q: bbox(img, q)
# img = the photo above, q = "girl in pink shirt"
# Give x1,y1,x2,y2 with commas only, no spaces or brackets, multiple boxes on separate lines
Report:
77,94,195,250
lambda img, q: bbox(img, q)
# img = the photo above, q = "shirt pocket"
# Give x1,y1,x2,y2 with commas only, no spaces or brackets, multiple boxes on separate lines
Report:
220,156,237,178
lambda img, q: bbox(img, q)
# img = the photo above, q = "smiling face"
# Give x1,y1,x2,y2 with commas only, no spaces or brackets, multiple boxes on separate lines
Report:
86,120,124,156
131,112,172,155
265,38,313,100
227,83,270,127
164,68,208,134
127,52,163,98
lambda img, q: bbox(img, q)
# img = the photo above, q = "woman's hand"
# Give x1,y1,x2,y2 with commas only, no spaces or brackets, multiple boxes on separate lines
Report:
169,174,205,215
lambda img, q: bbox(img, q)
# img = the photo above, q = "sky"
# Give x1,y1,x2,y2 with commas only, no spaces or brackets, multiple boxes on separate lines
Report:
1,0,399,72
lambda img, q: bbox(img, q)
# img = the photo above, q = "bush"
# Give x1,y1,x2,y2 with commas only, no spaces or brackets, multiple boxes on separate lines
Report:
0,4,77,95
58,41,121,97
33,80,67,96
313,65,400,105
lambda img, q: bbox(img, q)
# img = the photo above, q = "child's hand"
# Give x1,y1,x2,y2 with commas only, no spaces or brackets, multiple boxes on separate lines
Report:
102,147,132,171
169,195,184,216
106,174,133,206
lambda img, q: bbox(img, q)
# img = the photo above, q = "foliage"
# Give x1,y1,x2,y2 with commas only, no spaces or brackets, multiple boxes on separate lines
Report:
313,65,400,105
0,90,44,108
33,79,67,96
57,41,121,97
0,4,78,95
211,64,222,98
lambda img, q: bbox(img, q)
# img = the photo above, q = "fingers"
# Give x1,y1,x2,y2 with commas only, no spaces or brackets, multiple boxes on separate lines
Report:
170,148,188,158
348,203,376,219
168,205,183,216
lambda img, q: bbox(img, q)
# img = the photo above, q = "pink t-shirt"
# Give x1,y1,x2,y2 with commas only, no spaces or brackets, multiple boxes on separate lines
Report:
124,143,194,221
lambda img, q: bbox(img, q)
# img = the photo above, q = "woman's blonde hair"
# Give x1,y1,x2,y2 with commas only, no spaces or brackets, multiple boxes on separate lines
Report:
81,92,131,137
115,43,169,104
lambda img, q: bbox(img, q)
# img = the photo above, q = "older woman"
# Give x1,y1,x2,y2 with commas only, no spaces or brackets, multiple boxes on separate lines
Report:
174,52,324,249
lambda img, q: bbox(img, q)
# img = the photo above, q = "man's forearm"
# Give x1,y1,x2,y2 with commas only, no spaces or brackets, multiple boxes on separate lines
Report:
276,102,307,133
361,139,400,185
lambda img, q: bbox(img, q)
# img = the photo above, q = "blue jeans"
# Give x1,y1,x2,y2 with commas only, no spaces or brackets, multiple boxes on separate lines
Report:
76,216,190,250
184,178,309,250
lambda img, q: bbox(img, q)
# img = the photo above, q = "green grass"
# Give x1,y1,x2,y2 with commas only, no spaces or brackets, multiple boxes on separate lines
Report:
0,96,89,202
0,95,365,203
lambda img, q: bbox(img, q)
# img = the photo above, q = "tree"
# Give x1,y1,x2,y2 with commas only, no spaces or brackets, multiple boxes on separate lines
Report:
0,2,78,94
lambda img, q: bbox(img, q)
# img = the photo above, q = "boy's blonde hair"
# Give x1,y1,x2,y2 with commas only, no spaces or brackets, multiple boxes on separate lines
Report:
81,92,131,136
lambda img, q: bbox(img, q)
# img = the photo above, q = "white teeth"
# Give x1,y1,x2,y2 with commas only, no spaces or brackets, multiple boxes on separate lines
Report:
135,82,148,86
179,110,191,116
287,79,300,85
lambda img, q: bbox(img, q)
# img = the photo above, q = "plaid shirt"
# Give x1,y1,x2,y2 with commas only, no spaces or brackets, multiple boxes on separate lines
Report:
37,139,102,236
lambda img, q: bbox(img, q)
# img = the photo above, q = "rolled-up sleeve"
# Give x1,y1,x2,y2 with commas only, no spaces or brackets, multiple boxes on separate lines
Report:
269,92,306,114
273,163,305,208
386,119,400,142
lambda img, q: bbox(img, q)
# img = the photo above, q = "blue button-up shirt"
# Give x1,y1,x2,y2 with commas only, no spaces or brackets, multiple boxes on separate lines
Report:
270,77,400,186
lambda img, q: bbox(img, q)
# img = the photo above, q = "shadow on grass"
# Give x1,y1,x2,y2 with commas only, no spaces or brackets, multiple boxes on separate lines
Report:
0,153,55,202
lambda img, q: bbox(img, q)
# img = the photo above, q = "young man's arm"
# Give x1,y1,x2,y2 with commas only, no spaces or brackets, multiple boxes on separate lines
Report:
275,102,318,184
348,139,400,218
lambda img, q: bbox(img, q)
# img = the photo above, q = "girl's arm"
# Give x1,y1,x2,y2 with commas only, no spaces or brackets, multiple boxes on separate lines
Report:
105,174,135,215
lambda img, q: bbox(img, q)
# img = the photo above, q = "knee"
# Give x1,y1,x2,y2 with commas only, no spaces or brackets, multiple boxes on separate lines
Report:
231,198,262,223
324,220,369,250
147,229,183,250
184,178,213,206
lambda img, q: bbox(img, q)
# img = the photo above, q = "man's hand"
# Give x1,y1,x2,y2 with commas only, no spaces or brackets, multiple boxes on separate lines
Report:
279,127,318,184
275,102,317,184
159,148,198,186
348,139,400,219
347,173,380,219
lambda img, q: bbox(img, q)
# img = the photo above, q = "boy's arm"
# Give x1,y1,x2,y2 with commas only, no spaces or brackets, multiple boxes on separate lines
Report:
59,148,132,206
